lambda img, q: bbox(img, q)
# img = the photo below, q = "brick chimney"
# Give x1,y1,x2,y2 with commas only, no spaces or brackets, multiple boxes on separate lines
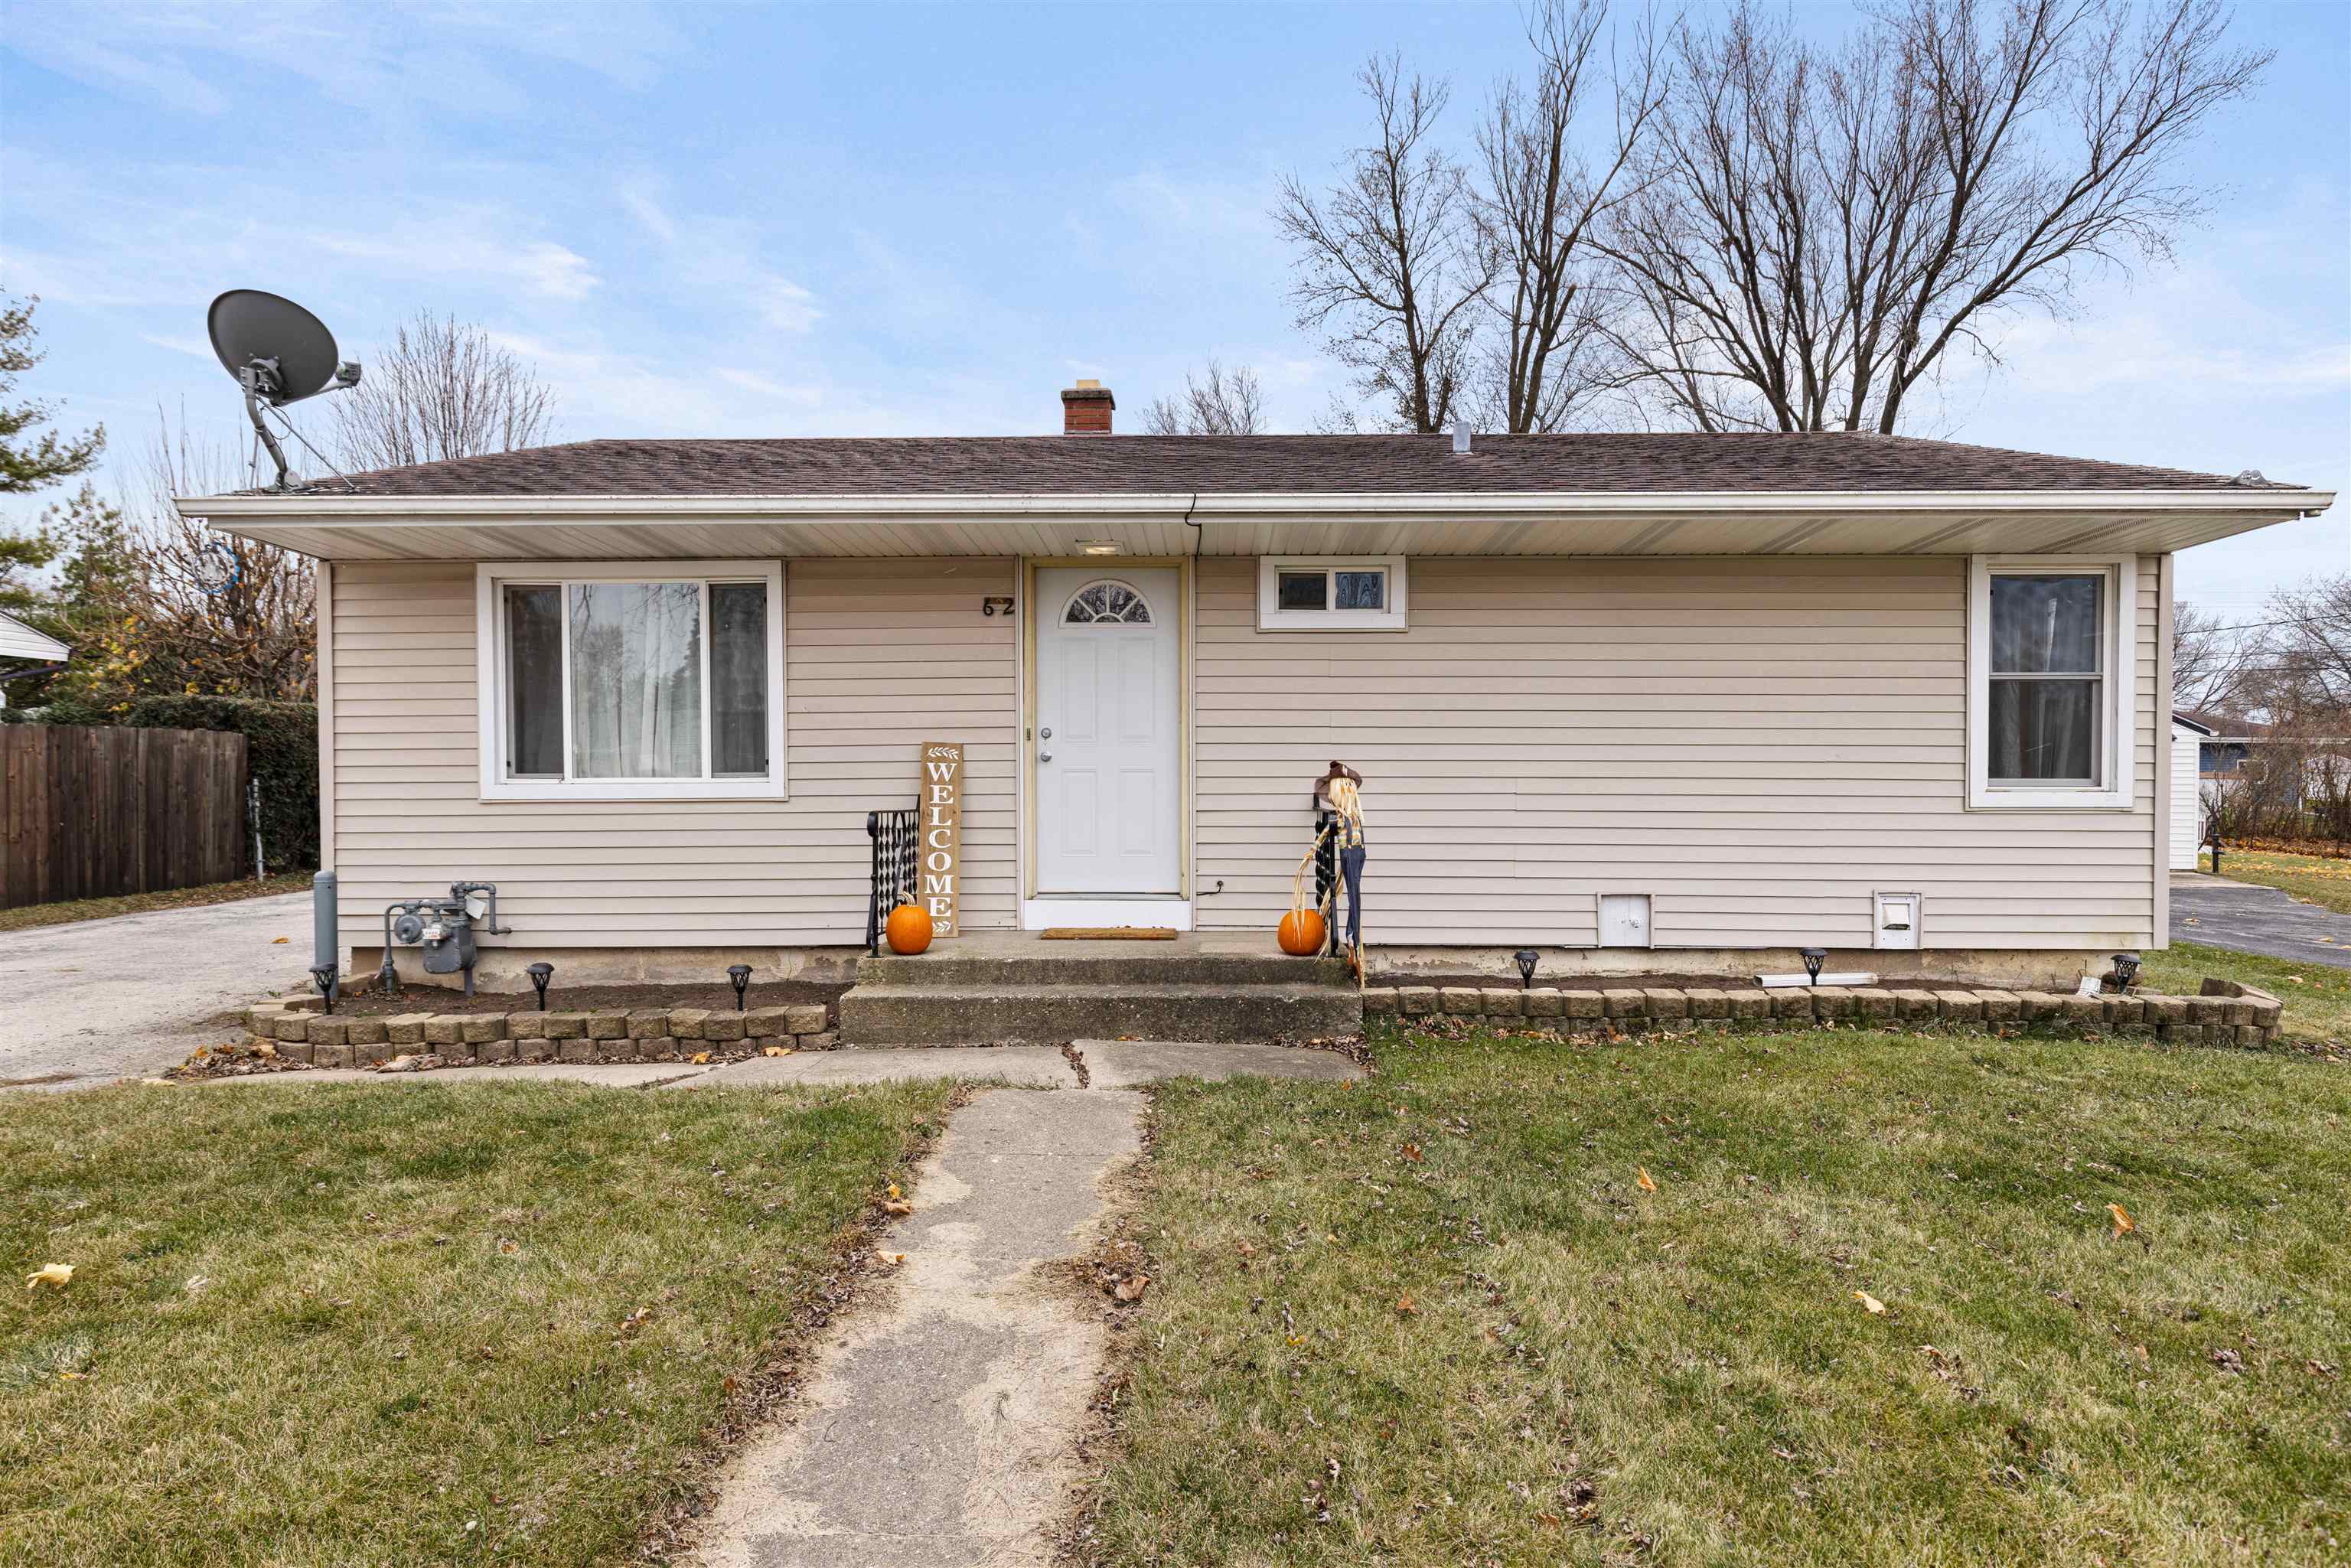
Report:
1061,378,1114,435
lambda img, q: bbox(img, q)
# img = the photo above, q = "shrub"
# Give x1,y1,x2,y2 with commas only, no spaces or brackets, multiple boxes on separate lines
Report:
120,696,319,872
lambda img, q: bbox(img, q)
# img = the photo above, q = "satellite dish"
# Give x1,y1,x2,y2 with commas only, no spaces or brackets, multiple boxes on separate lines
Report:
204,288,362,488
207,291,352,405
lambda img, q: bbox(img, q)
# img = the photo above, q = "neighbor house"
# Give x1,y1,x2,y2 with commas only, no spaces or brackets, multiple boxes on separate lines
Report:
0,607,69,681
189,383,2332,991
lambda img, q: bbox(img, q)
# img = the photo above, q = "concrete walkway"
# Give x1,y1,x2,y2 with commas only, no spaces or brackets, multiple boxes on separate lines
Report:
0,891,311,1087
2171,872,2351,970
690,1085,1140,1568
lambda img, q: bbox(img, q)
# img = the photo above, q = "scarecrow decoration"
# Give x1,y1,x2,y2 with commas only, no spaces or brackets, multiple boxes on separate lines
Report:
1284,761,1368,980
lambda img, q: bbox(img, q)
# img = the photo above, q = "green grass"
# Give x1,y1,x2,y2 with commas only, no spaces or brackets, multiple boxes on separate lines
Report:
0,1077,954,1567
2199,847,2351,916
2143,939,2351,1049
1081,1028,2351,1567
0,871,309,933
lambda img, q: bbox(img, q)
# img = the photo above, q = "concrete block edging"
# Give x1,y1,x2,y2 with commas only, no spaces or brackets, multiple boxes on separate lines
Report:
1358,981,2283,1048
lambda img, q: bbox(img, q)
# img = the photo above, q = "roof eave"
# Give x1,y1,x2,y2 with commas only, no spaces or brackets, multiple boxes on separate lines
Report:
180,486,2333,564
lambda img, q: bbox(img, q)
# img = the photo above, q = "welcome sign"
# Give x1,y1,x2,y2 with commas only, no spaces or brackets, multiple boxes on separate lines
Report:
918,741,963,937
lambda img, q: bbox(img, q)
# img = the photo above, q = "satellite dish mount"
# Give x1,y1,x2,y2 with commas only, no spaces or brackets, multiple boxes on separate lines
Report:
206,290,362,490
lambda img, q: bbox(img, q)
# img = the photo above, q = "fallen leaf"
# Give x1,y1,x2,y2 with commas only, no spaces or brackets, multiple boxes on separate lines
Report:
1854,1289,1886,1315
1395,1293,1420,1315
25,1263,73,1291
59,1371,83,1382
761,1045,791,1057
1113,1273,1151,1302
690,1051,712,1065
1636,1167,1658,1193
2108,1202,2136,1238
1400,1142,1423,1162
721,1374,739,1394
271,936,290,944
497,1237,520,1256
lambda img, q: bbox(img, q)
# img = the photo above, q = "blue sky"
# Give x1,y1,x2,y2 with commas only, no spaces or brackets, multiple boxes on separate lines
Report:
3,0,2344,617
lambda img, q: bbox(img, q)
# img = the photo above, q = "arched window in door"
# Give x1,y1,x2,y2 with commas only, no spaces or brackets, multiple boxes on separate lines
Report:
1061,579,1153,624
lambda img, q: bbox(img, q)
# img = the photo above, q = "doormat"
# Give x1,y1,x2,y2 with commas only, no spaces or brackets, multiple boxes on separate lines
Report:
1040,927,1179,941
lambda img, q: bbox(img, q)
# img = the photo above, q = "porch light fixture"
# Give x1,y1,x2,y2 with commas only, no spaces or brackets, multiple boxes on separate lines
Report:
1798,947,1828,986
526,961,553,1012
2105,953,2141,993
1075,540,1122,556
1515,949,1540,989
308,963,337,1015
728,963,753,1012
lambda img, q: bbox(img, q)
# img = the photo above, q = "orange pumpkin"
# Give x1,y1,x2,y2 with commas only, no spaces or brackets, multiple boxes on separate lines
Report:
885,902,934,955
1277,908,1326,957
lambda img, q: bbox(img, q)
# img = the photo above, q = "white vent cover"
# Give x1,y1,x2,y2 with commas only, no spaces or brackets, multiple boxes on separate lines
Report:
1873,892,1920,951
1599,892,1651,948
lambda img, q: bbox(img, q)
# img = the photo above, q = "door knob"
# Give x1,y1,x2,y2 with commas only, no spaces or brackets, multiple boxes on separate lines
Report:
1039,726,1052,762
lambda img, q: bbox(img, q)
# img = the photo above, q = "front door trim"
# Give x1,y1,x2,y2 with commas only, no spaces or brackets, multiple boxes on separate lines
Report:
1020,556,1192,918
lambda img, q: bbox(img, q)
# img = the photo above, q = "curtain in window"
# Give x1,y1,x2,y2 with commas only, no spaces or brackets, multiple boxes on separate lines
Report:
504,585,562,777
568,582,702,778
1988,575,2101,783
710,582,769,776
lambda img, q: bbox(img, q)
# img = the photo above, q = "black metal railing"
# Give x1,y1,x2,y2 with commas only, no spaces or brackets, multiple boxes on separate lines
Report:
1313,806,1341,957
866,807,919,956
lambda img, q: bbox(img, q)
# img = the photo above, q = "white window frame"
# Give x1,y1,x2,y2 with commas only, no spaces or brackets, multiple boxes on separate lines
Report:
474,559,786,803
1257,555,1409,631
1967,554,2135,810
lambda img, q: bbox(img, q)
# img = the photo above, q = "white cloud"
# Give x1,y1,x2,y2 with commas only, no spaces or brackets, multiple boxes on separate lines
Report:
4,1,683,122
318,227,600,302
608,181,821,335
715,368,822,405
142,334,214,360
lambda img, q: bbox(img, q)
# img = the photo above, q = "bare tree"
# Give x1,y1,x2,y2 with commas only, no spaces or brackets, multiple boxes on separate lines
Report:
48,409,316,708
329,312,557,471
1143,360,1267,435
2172,599,2259,717
1275,57,1494,433
1473,1,1668,432
1599,0,2269,432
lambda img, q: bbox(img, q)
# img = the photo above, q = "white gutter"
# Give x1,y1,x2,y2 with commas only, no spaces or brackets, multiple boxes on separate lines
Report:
184,486,2331,521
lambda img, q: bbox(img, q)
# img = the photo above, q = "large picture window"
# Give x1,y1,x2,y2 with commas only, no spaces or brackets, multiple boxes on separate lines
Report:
1967,556,2135,810
476,561,784,800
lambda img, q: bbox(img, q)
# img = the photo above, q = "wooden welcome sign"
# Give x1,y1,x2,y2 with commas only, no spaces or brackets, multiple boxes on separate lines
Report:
919,741,963,937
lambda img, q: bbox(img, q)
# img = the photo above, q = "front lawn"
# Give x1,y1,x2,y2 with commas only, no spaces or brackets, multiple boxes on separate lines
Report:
2200,846,2351,915
1081,1028,2349,1566
1,1078,954,1567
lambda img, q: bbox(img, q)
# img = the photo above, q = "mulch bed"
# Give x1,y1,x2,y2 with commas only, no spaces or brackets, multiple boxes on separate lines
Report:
314,980,849,1019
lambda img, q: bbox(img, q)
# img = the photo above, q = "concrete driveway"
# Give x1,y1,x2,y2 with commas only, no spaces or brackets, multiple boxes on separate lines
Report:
0,892,312,1087
2170,872,2351,970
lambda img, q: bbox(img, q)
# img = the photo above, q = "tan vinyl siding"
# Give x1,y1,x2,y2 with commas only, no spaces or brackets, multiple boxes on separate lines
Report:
1195,555,2161,950
328,559,1017,949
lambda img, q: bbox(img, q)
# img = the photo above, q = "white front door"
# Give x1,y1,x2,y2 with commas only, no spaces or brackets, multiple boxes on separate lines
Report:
1035,566,1181,895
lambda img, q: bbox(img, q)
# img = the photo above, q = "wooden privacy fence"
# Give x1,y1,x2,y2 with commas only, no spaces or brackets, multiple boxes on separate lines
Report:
1,725,249,909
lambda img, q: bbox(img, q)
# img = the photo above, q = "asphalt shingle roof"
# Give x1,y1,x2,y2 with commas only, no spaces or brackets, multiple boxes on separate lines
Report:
313,432,2291,498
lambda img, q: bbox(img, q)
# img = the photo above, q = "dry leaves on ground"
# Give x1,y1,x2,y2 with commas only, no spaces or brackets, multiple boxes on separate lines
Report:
25,1263,75,1290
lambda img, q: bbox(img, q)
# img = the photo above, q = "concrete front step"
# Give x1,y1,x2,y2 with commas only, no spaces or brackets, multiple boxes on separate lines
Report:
854,950,1348,989
840,981,1361,1046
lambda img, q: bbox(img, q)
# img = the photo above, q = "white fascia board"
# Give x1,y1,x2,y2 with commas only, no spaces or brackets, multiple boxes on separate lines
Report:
180,486,2336,525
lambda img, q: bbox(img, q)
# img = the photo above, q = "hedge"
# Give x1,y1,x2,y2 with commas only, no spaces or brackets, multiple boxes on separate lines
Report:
118,696,320,872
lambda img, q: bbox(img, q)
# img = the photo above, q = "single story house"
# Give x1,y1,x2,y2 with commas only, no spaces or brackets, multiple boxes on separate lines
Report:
189,383,2333,989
